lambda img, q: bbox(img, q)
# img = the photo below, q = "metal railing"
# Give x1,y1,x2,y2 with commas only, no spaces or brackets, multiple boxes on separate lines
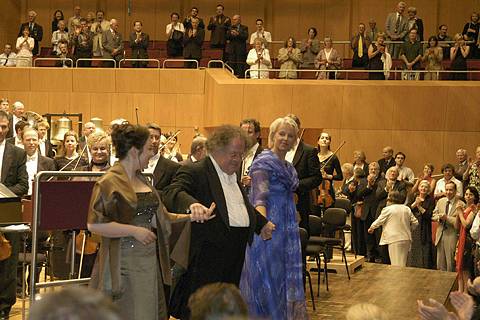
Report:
75,58,116,68
119,58,161,68
162,58,199,69
270,39,472,45
0,56,33,66
33,57,74,67
207,60,235,75
244,67,480,80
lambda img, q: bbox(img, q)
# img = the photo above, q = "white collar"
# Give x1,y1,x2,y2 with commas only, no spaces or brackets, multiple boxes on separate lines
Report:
27,151,38,161
210,155,237,183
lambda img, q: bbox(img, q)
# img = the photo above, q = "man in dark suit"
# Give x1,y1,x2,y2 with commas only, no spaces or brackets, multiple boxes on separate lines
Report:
129,20,149,68
351,22,371,68
18,10,43,56
102,19,124,68
183,18,205,69
207,4,230,49
163,125,274,319
0,110,28,319
377,146,395,176
182,136,207,165
237,118,263,191
145,123,180,192
356,162,385,262
226,15,248,78
286,114,322,234
37,120,55,158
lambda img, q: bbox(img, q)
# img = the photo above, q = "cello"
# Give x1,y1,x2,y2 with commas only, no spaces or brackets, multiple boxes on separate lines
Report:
317,140,346,208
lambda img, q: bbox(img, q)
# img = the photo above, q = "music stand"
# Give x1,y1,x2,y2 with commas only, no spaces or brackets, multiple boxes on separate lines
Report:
0,183,22,225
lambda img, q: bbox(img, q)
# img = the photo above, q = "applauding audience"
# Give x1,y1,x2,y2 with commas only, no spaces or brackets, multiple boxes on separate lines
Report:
278,37,302,79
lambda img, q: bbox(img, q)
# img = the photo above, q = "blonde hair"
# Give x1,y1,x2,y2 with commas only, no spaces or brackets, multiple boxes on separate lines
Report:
419,180,431,193
87,131,111,150
346,303,388,320
268,117,298,149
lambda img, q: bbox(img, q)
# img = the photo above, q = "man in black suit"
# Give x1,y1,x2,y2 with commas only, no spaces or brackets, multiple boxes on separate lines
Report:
285,114,322,234
356,162,385,262
163,125,274,319
182,136,207,165
18,10,43,56
144,123,180,192
238,118,263,191
0,110,28,319
377,146,395,176
226,15,249,78
183,18,205,69
129,20,150,68
37,120,55,158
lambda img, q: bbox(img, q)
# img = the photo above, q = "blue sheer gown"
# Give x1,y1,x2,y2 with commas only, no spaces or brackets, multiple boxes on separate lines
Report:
240,150,308,319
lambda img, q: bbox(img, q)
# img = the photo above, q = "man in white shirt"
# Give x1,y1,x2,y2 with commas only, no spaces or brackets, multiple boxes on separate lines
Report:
433,182,464,271
10,101,25,138
394,152,414,184
238,118,263,188
0,44,17,67
434,163,463,199
249,18,272,48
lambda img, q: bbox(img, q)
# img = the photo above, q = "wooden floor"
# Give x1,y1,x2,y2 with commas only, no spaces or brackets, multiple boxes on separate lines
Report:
10,262,457,320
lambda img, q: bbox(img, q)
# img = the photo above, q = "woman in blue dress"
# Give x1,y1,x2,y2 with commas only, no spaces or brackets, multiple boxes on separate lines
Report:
240,117,307,319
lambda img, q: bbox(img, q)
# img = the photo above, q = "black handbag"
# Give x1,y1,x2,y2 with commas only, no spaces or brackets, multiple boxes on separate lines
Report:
172,29,183,42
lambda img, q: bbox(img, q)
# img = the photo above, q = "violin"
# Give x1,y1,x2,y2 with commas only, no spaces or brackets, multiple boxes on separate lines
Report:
75,230,99,255
316,140,346,208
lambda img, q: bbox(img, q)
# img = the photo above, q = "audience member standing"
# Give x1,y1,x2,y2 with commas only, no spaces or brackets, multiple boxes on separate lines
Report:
394,152,415,185
455,149,469,181
0,44,17,67
15,27,34,67
166,12,185,58
450,33,470,81
238,118,263,193
369,191,418,267
67,6,82,35
406,7,424,41
378,146,395,176
278,37,302,79
433,181,464,272
300,27,319,69
102,19,124,68
437,25,452,60
240,117,307,320
207,4,231,50
249,19,272,49
462,12,480,58
351,23,370,68
19,10,43,56
367,19,379,43
183,18,205,68
51,10,66,33
72,18,93,67
226,15,249,78
400,29,423,80
90,10,110,33
129,21,149,68
367,33,389,80
51,20,69,56
385,2,408,59
315,37,342,80
246,38,271,79
464,146,480,193
434,163,463,199
407,180,435,269
411,163,437,195
423,36,443,80
183,7,205,30
353,150,369,177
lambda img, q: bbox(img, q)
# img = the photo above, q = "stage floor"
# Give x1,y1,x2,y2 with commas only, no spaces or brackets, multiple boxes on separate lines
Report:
11,262,457,320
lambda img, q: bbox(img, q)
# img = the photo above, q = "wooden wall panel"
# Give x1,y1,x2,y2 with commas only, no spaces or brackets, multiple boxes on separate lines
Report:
71,92,91,122
154,93,176,127
29,91,49,116
204,81,244,127
445,86,480,132
0,69,30,91
175,94,204,127
72,69,116,92
443,131,480,165
338,129,393,167
90,92,112,122
30,68,73,92
48,92,71,114
0,0,21,49
159,69,205,94
133,93,155,125
116,69,160,93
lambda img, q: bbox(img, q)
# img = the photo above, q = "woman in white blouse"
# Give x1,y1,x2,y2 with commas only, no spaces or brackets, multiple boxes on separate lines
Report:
368,191,418,267
246,37,272,79
315,36,342,80
51,20,69,55
16,26,35,67
166,12,185,57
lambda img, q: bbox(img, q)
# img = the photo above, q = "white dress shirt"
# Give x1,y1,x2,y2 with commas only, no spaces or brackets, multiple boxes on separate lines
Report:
12,115,21,137
26,151,39,195
241,142,259,177
210,156,250,227
370,204,418,245
166,22,185,38
397,165,415,183
144,152,161,174
470,212,480,245
0,52,17,67
38,138,46,156
0,140,5,180
285,138,300,164
249,30,272,46
434,177,463,197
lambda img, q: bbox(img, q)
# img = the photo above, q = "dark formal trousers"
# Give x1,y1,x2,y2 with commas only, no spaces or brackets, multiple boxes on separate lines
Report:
0,233,20,315
352,215,366,256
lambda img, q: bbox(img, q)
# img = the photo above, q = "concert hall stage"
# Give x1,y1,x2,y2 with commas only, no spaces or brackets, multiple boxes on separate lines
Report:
307,262,457,320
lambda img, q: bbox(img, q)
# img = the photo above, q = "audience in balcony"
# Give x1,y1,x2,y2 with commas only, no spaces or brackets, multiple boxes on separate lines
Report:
367,33,390,80
102,19,124,68
353,150,369,177
411,163,437,195
463,146,480,193
129,20,149,68
51,20,69,55
437,25,452,60
207,4,230,49
406,7,424,41
166,12,185,58
90,10,110,33
54,42,72,68
15,27,35,67
462,12,480,58
367,19,379,44
395,152,415,185
67,6,82,35
300,27,319,69
422,36,443,80
86,11,95,28
0,44,17,67
51,10,66,33
278,37,302,79
72,18,93,67
92,21,104,58
385,2,408,59
227,15,249,77
183,17,205,69
315,36,342,80
18,10,43,56
434,164,463,199
450,33,470,81
183,7,205,30
351,22,371,68
249,19,272,49
400,29,423,80
455,149,469,181
246,37,271,79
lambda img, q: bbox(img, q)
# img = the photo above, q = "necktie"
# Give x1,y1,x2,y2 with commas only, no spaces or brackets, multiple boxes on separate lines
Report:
30,23,33,31
395,14,400,33
3,54,8,66
358,36,363,58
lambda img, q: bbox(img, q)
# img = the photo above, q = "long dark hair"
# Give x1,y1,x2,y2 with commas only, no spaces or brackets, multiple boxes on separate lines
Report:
53,10,64,21
427,35,438,48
